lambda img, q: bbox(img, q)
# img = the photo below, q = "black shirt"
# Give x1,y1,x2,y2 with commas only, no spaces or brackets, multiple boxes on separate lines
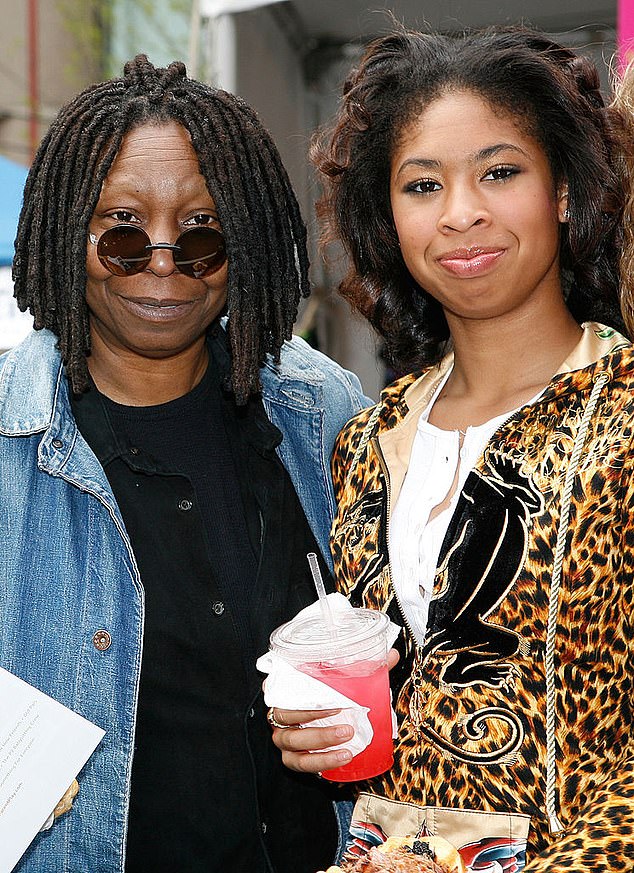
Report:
98,352,259,665
71,328,339,873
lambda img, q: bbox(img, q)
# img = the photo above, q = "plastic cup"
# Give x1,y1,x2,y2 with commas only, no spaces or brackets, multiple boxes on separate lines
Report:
269,608,393,781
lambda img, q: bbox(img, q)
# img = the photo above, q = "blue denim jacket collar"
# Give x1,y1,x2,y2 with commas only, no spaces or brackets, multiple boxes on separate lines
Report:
0,330,133,512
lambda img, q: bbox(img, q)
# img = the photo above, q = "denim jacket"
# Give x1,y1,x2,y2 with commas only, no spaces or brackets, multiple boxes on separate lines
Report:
0,328,368,873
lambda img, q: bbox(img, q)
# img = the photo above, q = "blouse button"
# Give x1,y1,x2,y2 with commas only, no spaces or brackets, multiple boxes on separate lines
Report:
92,630,112,651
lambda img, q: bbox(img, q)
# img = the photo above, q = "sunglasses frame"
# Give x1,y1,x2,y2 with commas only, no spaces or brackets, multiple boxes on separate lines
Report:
88,223,227,279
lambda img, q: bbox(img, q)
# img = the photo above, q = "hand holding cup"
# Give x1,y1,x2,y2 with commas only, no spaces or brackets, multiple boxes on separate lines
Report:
268,647,400,776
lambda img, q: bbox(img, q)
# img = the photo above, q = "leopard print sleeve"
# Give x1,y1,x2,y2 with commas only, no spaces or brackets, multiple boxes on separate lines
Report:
331,404,379,499
523,424,634,871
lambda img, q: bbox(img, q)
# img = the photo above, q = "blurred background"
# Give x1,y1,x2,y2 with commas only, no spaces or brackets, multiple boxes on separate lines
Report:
0,0,628,396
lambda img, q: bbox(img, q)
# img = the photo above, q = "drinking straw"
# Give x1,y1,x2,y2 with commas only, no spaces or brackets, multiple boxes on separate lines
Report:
307,552,337,636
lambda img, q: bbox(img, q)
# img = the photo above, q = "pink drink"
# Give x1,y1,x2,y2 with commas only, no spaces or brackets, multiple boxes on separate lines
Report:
300,658,393,781
269,605,394,782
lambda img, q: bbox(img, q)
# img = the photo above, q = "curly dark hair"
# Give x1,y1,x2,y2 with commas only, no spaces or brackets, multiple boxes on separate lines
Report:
312,26,628,373
13,54,309,402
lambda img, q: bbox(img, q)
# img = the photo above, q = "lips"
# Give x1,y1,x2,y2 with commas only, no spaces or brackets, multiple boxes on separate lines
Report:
119,294,204,321
437,246,505,278
125,296,197,308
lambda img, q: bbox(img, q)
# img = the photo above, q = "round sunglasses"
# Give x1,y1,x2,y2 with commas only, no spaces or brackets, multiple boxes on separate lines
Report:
88,224,227,279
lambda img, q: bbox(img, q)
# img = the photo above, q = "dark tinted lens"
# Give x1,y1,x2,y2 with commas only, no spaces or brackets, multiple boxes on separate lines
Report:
173,226,227,278
97,225,152,276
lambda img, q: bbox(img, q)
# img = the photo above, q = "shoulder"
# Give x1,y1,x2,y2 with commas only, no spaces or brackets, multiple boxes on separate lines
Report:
340,371,419,435
0,328,58,369
334,371,418,464
600,345,634,401
271,335,360,385
260,335,371,413
0,330,62,431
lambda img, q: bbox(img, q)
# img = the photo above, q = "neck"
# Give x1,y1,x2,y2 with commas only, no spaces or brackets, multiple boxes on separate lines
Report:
87,337,210,406
443,297,582,408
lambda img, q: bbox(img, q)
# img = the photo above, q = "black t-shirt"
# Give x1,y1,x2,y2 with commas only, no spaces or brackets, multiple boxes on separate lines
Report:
99,356,259,665
71,334,339,873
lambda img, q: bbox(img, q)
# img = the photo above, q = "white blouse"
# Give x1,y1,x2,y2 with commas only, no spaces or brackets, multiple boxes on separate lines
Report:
388,375,529,645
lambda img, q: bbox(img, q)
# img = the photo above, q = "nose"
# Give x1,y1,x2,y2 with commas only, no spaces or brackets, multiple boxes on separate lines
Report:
143,222,179,276
146,243,178,276
437,182,490,233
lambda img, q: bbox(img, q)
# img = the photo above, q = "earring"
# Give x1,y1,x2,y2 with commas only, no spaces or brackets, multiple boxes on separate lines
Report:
563,208,570,221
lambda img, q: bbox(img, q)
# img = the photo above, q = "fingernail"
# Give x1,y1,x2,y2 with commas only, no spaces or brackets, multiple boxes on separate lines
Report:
334,726,353,739
337,750,353,761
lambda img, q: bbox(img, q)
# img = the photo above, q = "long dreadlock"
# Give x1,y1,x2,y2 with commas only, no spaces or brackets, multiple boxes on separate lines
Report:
13,54,310,403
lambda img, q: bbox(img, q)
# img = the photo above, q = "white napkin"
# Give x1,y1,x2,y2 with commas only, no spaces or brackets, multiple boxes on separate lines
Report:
256,593,401,757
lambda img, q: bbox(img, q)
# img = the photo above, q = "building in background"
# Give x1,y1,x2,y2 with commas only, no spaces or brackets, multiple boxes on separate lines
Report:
0,0,619,390
0,1,104,165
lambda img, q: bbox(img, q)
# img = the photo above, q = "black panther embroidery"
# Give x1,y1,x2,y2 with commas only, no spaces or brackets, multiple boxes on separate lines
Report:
421,452,544,691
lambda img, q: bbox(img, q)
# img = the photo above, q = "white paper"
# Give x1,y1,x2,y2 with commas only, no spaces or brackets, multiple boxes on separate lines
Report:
0,668,105,873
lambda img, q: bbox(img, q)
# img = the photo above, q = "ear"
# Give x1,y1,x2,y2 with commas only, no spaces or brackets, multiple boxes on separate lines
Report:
557,185,569,223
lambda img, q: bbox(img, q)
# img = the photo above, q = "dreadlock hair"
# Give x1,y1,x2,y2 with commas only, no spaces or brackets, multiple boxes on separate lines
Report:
13,54,309,403
312,26,628,375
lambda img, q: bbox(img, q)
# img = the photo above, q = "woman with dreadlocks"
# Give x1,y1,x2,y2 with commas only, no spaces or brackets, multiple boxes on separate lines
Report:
0,55,367,873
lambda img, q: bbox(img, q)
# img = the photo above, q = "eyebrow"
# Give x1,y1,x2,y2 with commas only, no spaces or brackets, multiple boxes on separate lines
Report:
394,142,530,176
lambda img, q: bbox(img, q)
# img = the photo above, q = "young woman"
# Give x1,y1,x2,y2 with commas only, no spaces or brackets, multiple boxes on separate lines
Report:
271,27,634,871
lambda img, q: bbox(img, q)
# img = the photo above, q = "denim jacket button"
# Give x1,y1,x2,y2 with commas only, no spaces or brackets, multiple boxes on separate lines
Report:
52,438,63,449
178,499,193,512
212,601,225,615
92,630,112,651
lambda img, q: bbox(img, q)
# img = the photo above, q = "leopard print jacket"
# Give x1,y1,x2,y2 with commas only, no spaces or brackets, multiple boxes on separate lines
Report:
331,325,634,871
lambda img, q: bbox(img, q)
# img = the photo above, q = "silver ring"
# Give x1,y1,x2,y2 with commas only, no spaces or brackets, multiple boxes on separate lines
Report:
267,706,290,730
